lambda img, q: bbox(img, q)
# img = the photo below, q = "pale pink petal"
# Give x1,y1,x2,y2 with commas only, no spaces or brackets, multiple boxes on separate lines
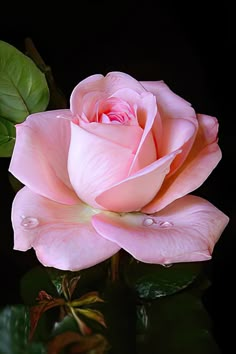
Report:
143,114,221,213
140,81,197,170
129,93,158,172
140,80,197,126
12,187,120,270
92,195,229,264
111,88,141,105
9,110,78,204
159,118,196,175
79,121,143,153
159,118,196,156
71,72,146,116
68,122,134,209
151,110,163,156
96,149,181,212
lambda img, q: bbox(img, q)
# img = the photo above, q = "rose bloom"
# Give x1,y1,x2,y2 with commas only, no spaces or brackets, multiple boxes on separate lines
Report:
9,72,229,270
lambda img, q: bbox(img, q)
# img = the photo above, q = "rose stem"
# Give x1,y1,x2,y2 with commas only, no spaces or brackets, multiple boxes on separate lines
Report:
111,252,120,282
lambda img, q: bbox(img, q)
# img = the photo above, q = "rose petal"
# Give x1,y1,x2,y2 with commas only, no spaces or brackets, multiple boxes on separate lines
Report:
140,80,197,126
142,81,198,175
159,118,197,175
9,110,78,205
92,195,229,264
142,114,222,213
96,149,181,212
12,187,120,270
71,72,146,116
129,93,158,172
79,121,143,153
111,87,142,105
68,122,134,208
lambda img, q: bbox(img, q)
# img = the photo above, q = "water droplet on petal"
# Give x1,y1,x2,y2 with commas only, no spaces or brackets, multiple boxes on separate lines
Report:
143,218,154,226
159,221,173,228
20,216,39,229
161,263,173,268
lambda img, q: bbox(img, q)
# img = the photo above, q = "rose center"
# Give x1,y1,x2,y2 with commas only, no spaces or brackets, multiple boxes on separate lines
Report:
96,97,137,126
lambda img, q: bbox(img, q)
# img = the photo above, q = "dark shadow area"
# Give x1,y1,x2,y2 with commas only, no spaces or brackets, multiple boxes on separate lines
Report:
0,1,232,353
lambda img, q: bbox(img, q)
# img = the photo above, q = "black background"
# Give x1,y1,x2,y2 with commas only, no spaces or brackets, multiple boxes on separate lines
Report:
0,1,233,353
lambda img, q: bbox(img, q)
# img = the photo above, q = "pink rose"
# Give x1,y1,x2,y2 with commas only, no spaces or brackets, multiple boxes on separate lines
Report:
9,72,229,270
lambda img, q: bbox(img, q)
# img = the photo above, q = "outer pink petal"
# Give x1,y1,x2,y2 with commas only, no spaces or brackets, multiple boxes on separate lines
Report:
92,195,229,264
159,118,196,175
96,149,181,212
142,114,222,213
140,80,197,126
12,187,120,270
159,118,195,156
71,72,146,116
9,110,78,205
68,122,134,208
140,81,198,172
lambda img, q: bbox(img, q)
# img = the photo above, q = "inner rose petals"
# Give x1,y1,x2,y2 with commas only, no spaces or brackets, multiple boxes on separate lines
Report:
129,92,158,173
70,72,146,117
78,122,143,154
95,97,138,125
68,122,135,209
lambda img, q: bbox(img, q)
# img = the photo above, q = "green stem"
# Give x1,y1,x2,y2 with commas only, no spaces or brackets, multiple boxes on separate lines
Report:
111,252,120,282
24,37,68,109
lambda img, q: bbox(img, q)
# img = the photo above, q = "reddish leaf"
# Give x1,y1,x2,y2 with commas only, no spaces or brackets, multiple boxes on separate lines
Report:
36,290,54,301
47,332,109,354
29,290,65,340
70,333,109,354
62,274,81,300
47,331,82,354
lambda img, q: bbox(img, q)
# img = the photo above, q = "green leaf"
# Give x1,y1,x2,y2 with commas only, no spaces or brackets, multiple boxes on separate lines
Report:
24,37,68,110
122,256,204,299
0,116,15,157
61,273,81,301
70,292,104,307
20,266,61,343
46,268,81,297
51,315,79,337
47,261,110,299
0,305,46,354
0,40,49,124
136,292,220,354
20,266,58,306
75,308,106,328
